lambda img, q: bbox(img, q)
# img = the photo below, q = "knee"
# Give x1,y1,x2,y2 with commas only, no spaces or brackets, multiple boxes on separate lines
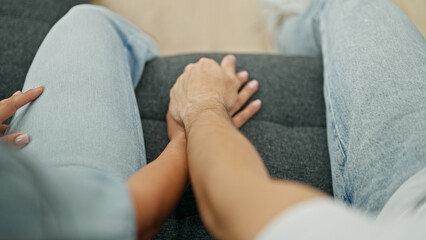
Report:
48,4,120,41
68,4,108,17
60,4,112,29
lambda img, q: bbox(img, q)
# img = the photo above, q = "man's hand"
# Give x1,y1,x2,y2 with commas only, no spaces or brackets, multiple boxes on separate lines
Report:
169,55,252,127
0,85,44,147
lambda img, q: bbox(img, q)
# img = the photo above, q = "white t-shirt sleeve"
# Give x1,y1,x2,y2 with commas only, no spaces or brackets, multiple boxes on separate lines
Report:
256,168,426,240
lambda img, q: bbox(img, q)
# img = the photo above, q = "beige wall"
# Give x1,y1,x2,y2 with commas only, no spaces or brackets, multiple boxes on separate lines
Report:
393,0,426,38
92,0,426,56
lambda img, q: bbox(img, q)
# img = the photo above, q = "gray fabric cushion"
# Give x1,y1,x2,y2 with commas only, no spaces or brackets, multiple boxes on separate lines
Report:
0,0,89,100
0,0,332,239
137,54,332,239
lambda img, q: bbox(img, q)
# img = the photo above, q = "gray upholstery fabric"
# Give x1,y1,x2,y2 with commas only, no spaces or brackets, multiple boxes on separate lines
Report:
0,0,89,101
138,54,332,239
0,0,333,239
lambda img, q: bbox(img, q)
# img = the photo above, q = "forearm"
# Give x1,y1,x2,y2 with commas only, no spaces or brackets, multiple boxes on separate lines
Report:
186,109,326,240
186,108,269,183
185,109,269,237
127,138,188,240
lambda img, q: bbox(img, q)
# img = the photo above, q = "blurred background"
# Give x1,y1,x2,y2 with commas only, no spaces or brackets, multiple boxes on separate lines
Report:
92,0,426,56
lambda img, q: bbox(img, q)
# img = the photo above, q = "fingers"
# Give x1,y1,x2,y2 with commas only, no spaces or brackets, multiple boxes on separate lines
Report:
232,100,262,128
194,55,245,85
197,57,221,72
1,133,29,147
0,85,44,123
231,80,259,115
220,55,237,76
0,124,8,135
185,63,194,72
236,70,249,88
222,55,250,88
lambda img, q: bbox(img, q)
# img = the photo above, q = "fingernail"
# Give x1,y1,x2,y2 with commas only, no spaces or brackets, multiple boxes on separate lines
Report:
15,134,29,147
239,71,249,78
226,55,236,62
248,80,258,89
12,91,22,96
33,85,43,89
253,99,262,108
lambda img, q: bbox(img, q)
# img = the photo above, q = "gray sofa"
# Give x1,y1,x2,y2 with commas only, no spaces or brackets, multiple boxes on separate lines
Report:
0,0,332,239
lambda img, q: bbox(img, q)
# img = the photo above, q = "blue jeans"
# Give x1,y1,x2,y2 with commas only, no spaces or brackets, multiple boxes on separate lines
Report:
3,4,160,238
277,0,426,215
7,5,158,181
4,6,158,238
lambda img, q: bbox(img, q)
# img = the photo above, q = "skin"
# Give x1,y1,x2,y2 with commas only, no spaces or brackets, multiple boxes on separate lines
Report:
0,56,261,240
169,55,328,240
122,56,263,240
0,86,44,147
1,55,322,239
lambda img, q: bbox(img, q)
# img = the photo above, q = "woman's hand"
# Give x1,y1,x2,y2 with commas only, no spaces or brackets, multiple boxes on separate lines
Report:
0,85,44,147
169,55,261,128
226,58,261,128
166,112,186,142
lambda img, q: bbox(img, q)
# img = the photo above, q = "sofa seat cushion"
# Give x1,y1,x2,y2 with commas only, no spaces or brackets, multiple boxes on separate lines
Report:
136,53,332,239
0,0,89,99
0,1,331,239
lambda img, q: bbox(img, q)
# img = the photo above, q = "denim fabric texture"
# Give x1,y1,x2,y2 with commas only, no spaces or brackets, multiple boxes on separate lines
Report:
278,0,426,215
3,4,158,239
1,1,333,238
6,5,159,180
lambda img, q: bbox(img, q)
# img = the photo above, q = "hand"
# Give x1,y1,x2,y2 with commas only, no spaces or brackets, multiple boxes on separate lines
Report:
0,85,44,147
168,55,261,132
167,90,260,141
166,112,186,142
169,55,241,126
169,55,260,127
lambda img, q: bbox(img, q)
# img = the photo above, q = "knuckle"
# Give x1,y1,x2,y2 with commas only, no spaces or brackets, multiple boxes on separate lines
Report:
233,116,242,124
235,97,242,106
240,90,251,100
23,94,31,102
247,88,256,96
199,57,214,65
245,106,254,115
232,76,241,84
184,63,193,72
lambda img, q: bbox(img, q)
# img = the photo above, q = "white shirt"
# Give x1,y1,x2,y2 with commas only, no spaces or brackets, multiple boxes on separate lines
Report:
256,167,426,240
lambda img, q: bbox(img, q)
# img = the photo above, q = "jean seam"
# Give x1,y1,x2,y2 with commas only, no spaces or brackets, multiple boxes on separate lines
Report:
125,50,146,169
320,6,351,203
324,82,348,161
117,31,149,170
320,6,347,161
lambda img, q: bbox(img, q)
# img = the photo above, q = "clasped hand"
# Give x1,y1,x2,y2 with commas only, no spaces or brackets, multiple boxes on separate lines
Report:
168,55,261,133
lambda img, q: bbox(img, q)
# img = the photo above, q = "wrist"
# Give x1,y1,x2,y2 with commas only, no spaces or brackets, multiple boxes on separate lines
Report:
170,133,187,144
183,104,231,136
183,98,227,125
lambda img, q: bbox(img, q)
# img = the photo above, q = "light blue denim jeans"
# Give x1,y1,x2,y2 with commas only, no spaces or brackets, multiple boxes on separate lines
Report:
7,5,158,180
5,2,425,236
3,5,158,238
277,0,426,215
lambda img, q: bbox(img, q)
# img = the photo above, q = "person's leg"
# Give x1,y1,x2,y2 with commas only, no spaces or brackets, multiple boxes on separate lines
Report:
6,4,159,180
275,0,323,56
277,0,426,214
